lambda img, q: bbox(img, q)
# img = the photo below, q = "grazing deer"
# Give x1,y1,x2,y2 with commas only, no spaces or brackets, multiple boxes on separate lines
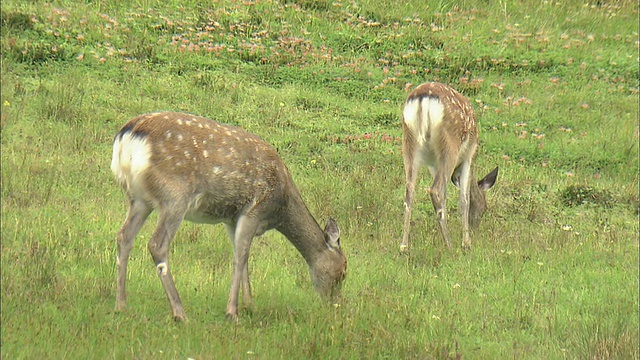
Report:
111,111,347,321
400,82,498,251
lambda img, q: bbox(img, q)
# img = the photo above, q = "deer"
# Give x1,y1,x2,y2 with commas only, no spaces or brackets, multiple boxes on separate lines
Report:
110,111,347,322
400,82,498,252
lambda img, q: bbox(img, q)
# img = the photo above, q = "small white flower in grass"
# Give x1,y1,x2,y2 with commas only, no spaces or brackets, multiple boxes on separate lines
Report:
453,283,461,289
537,262,544,267
432,315,440,320
562,224,573,231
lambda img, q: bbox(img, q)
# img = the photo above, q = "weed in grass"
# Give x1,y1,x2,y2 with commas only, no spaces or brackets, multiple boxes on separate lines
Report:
558,184,616,208
36,80,86,125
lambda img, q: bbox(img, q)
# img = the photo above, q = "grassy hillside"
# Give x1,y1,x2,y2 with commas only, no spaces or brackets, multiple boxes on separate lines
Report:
1,0,638,358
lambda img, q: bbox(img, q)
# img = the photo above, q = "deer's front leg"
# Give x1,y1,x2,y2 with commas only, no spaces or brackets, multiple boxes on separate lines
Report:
457,161,473,250
226,216,256,321
224,223,253,313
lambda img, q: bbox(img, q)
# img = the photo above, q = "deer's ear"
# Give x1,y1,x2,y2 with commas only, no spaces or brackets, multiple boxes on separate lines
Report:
478,167,499,191
324,218,341,249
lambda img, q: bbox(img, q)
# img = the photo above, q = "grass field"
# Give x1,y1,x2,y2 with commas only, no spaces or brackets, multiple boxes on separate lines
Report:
1,0,638,358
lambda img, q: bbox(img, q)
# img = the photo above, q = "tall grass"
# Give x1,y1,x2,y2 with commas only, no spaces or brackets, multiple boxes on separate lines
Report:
2,0,638,358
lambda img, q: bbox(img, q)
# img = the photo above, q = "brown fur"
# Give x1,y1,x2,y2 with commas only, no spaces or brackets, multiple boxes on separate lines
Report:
112,112,346,321
401,83,498,251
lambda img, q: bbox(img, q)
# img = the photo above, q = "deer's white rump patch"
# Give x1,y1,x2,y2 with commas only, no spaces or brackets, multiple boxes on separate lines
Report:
111,132,152,194
403,96,445,147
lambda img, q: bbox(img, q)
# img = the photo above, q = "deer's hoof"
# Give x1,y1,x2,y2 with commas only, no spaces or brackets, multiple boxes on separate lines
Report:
399,244,409,254
114,302,126,313
225,312,239,323
173,312,188,322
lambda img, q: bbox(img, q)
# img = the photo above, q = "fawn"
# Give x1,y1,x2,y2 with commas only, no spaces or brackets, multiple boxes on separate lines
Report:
401,82,498,251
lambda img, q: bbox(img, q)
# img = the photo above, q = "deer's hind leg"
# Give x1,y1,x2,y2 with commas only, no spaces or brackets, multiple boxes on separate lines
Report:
116,198,152,312
148,206,188,321
401,124,421,253
429,155,455,249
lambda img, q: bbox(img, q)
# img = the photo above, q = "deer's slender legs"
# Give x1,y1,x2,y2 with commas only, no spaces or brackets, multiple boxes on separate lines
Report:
225,223,253,310
147,208,187,321
430,156,454,249
226,216,257,321
456,160,473,249
401,132,419,253
116,198,152,312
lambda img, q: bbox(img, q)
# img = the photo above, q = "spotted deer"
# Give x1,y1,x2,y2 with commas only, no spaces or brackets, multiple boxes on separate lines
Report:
401,82,498,252
111,111,347,321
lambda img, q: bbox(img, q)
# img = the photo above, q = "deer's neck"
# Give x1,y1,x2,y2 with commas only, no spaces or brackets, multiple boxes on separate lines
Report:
276,188,326,266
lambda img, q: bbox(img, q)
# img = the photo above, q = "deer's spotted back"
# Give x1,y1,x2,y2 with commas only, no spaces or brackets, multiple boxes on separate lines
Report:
405,82,477,142
111,112,289,221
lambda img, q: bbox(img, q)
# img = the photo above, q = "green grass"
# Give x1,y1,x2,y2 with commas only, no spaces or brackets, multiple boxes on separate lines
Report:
2,0,638,358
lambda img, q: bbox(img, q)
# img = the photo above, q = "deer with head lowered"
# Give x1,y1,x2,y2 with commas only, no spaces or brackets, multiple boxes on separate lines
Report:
111,111,347,321
401,82,498,252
